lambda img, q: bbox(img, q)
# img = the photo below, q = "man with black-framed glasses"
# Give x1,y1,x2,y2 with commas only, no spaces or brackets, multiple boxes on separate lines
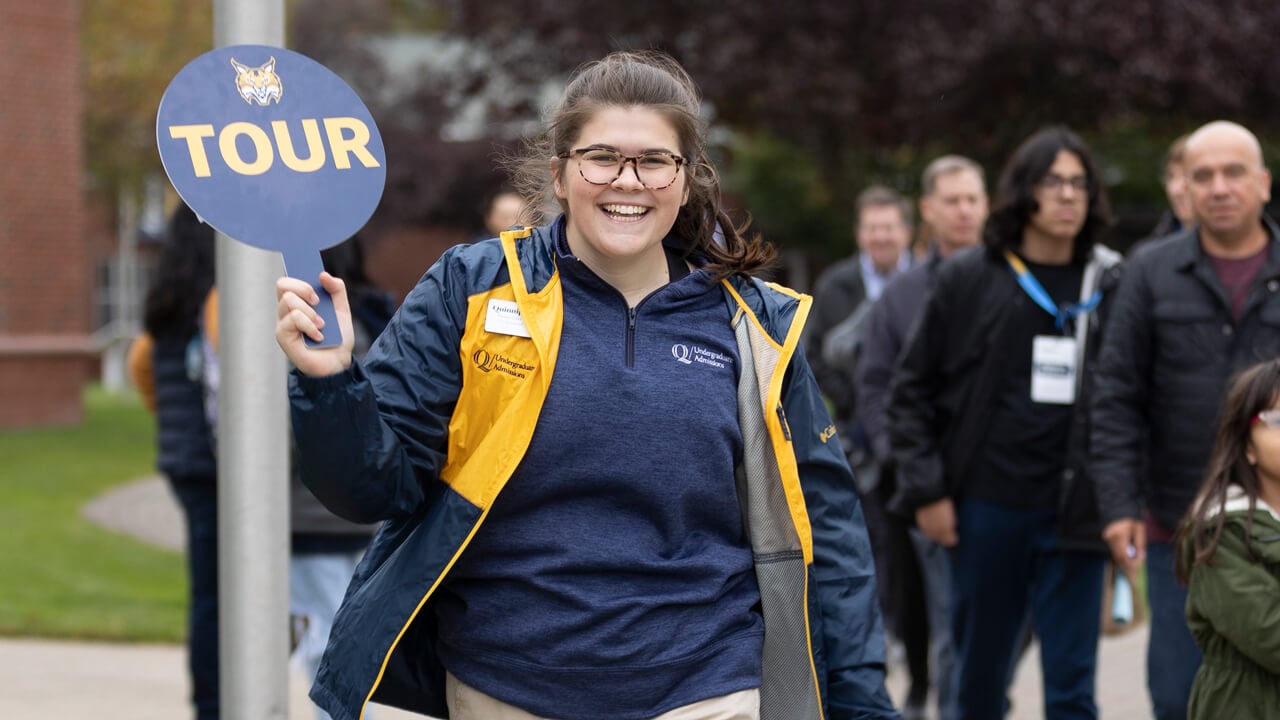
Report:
889,126,1122,720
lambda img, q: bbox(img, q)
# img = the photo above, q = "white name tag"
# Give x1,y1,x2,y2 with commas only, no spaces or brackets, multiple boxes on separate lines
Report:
484,299,531,338
1031,335,1077,405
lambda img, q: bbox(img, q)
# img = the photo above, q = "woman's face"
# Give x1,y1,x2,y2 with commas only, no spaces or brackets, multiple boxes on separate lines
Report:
554,105,689,271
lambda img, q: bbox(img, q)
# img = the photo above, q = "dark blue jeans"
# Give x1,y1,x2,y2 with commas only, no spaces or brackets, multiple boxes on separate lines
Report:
950,499,1104,720
169,476,219,720
1145,541,1201,720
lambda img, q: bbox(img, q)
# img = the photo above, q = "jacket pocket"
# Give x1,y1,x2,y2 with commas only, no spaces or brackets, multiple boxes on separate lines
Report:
1249,300,1280,361
1257,300,1280,325
1152,300,1221,370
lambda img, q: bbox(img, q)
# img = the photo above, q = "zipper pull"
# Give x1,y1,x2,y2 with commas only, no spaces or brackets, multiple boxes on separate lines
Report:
776,403,792,441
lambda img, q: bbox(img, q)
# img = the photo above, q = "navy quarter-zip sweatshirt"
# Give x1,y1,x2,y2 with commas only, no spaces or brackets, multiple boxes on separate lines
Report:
433,224,764,719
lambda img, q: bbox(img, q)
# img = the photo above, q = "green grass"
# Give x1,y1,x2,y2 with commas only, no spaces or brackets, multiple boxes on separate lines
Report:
0,386,185,643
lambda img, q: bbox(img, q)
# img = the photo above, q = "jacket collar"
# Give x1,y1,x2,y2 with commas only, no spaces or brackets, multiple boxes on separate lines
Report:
723,275,805,347
1216,485,1280,555
1164,216,1280,320
1220,483,1280,523
1169,215,1280,274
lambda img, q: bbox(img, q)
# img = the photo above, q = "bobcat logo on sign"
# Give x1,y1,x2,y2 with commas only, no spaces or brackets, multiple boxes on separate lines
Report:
231,57,282,106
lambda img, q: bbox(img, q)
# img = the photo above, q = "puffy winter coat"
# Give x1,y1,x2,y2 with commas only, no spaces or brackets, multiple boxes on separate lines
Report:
1184,487,1280,720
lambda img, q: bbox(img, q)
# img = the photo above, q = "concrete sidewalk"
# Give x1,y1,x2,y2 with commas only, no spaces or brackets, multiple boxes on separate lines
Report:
928,628,1153,719
2,477,1151,719
0,635,419,719
0,629,1151,720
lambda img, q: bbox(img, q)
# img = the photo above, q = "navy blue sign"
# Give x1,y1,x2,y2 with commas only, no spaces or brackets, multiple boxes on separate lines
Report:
157,45,387,347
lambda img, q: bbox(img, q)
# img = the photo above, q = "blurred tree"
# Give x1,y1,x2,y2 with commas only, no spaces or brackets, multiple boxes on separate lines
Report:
419,0,1280,251
724,132,849,260
291,0,519,232
84,0,1280,254
82,0,213,202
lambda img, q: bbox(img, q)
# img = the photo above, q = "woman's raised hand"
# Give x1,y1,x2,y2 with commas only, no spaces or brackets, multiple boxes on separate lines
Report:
275,272,355,377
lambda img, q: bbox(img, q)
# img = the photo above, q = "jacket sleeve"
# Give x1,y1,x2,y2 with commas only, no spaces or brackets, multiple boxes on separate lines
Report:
1088,259,1150,525
785,346,900,719
855,292,899,465
1187,524,1280,674
289,248,468,524
886,278,949,515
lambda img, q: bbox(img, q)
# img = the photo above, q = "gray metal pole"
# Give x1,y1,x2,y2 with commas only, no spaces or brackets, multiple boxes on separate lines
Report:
213,2,290,719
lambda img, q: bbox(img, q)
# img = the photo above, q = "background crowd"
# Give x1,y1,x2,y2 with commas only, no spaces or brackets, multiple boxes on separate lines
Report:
804,120,1280,720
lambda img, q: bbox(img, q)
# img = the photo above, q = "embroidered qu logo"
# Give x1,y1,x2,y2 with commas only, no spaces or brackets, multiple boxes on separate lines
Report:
671,343,731,369
472,347,536,379
230,57,282,106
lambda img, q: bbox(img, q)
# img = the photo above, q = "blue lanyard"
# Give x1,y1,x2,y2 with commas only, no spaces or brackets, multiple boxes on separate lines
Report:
1004,251,1101,330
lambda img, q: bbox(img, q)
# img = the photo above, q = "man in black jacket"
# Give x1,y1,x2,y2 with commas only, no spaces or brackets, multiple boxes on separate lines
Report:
1090,120,1280,720
855,155,987,720
889,127,1122,720
805,185,914,429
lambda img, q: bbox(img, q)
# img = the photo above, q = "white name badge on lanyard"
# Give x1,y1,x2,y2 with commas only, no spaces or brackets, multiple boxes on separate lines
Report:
1031,335,1078,405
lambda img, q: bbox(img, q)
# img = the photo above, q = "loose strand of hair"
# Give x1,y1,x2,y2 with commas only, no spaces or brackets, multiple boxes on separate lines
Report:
679,163,776,280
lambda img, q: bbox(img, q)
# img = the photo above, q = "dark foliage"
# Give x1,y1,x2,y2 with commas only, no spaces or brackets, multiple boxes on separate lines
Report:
291,0,1280,250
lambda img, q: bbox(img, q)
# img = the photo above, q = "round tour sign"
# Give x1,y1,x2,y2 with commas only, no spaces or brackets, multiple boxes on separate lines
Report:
156,45,387,347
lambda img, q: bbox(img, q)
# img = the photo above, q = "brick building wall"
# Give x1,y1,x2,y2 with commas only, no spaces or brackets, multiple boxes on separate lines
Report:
0,1,93,427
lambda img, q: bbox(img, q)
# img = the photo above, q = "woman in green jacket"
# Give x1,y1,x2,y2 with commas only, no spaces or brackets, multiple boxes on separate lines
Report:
1177,358,1280,720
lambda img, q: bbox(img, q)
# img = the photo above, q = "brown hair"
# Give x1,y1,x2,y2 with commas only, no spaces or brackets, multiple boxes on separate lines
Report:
1174,358,1280,584
855,185,913,229
507,50,774,280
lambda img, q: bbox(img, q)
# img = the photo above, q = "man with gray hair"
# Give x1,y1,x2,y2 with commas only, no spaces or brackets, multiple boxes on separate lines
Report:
1092,120,1280,720
855,155,987,720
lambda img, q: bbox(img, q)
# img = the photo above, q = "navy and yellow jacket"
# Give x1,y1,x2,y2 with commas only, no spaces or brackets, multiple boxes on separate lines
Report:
290,222,899,720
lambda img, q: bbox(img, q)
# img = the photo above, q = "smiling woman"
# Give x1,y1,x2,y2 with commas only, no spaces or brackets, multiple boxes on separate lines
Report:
273,50,899,720
550,105,689,305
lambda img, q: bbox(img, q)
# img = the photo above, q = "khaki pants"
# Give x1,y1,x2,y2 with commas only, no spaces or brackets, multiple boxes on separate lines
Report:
445,672,761,720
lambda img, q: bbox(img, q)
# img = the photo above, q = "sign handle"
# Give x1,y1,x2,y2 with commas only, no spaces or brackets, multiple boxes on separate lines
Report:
282,248,343,348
